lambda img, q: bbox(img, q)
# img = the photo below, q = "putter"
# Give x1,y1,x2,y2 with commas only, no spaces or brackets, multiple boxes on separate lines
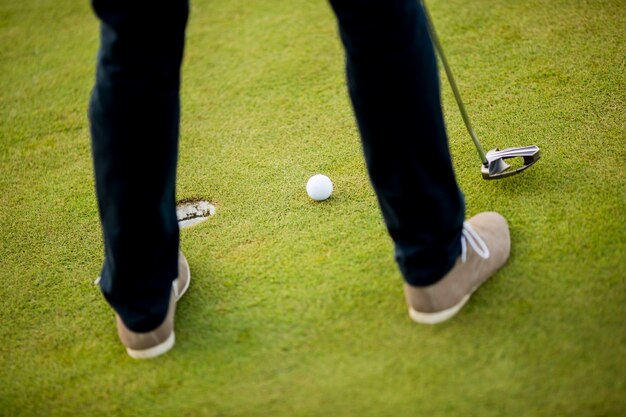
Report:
420,0,541,179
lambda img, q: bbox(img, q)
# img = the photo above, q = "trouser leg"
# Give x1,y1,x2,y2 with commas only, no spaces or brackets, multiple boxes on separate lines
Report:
89,0,189,331
329,0,465,286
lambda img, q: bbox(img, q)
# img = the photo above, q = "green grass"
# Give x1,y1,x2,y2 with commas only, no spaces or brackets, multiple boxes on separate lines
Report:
1,0,625,415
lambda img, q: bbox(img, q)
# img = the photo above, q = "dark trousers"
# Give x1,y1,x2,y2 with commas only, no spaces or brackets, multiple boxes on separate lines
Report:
89,0,464,332
89,0,189,332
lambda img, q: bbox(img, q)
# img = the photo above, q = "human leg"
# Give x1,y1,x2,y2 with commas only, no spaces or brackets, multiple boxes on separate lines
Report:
329,0,465,286
329,0,510,322
89,0,189,334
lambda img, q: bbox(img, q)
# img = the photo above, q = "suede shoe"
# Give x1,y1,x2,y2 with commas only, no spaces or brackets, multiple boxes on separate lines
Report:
404,212,510,324
116,251,191,359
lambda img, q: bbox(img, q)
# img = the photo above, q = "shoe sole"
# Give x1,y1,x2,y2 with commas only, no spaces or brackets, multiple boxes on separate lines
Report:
408,293,471,324
126,332,175,359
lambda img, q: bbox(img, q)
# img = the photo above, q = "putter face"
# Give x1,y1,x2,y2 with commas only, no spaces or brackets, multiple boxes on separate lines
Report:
481,145,541,179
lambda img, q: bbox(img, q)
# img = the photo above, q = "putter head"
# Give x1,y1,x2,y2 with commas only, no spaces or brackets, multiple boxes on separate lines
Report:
481,145,541,179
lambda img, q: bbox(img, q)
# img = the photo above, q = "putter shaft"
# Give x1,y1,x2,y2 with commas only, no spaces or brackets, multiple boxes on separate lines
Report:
420,0,488,166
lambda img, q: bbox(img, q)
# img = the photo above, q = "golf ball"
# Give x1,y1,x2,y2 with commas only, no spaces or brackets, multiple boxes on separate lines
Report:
306,174,333,201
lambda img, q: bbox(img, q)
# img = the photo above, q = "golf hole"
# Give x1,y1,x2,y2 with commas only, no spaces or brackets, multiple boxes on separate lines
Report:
176,200,215,228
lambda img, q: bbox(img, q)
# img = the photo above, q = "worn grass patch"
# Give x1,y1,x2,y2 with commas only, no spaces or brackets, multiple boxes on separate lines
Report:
1,0,624,416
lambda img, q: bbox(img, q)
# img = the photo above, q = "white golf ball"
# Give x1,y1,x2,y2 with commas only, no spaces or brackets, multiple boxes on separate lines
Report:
306,174,333,201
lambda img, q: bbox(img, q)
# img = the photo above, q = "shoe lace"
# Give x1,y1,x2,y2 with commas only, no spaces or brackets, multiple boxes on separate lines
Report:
461,221,490,263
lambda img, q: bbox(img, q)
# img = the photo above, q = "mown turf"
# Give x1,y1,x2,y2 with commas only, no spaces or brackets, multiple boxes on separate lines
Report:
1,0,624,416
